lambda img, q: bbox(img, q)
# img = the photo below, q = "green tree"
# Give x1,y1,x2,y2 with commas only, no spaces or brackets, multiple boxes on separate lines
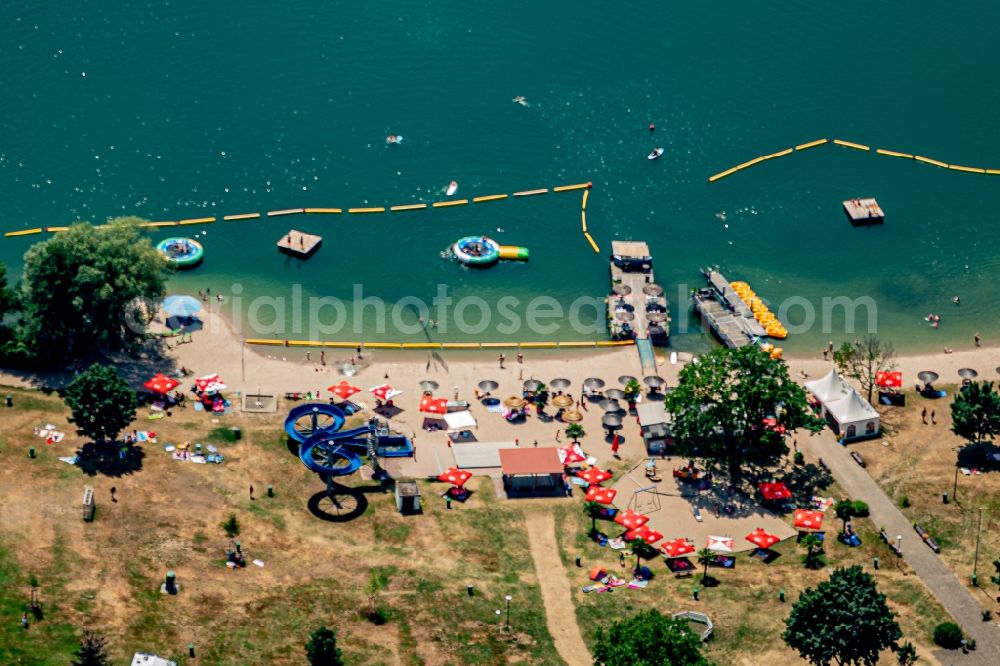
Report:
566,422,585,443
592,609,711,666
696,548,715,583
800,533,824,569
584,501,602,532
665,346,824,484
70,629,111,666
784,565,902,665
893,641,917,666
0,261,15,352
832,335,896,405
834,499,855,535
366,567,382,615
63,364,137,444
305,626,344,666
951,381,1000,451
534,382,549,414
624,378,642,405
17,218,165,364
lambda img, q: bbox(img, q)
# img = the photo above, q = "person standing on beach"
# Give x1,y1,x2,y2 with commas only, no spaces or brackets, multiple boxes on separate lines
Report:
249,485,254,501
975,332,981,347
921,408,927,424
499,353,505,369
517,352,523,364
320,350,325,365
356,344,363,359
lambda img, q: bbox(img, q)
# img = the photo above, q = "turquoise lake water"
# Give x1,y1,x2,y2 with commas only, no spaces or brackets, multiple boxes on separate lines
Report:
2,0,999,354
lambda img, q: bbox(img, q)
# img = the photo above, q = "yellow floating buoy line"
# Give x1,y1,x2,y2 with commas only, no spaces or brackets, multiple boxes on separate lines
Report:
709,137,1000,183
245,338,633,350
3,181,598,254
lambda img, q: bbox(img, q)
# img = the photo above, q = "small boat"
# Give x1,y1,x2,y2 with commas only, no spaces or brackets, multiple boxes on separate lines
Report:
648,148,664,161
446,180,458,196
386,135,403,145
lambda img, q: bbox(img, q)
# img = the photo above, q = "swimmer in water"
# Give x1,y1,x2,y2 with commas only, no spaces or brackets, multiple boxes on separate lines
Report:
953,295,960,304
512,96,529,107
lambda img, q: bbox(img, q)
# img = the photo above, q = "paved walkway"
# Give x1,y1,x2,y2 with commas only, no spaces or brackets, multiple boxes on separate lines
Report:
525,510,592,666
800,430,1000,664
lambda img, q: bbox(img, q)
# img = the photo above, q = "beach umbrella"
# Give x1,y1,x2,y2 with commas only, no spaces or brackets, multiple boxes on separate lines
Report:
706,535,734,553
745,528,780,550
144,373,179,395
577,466,613,485
562,409,583,422
419,379,439,392
583,377,605,391
875,371,903,388
793,509,825,531
660,538,695,558
643,375,665,389
477,379,499,393
618,375,637,386
646,301,667,313
584,485,617,505
605,388,626,400
758,481,792,501
646,312,668,324
614,509,650,530
195,374,226,394
642,283,664,297
627,525,664,545
917,370,939,384
162,294,202,318
552,394,573,408
558,443,587,465
503,396,525,409
958,368,978,379
328,380,361,399
602,413,623,429
437,467,473,487
615,310,635,322
419,396,448,414
599,400,621,414
613,283,632,296
550,377,572,390
369,383,402,401
523,379,542,391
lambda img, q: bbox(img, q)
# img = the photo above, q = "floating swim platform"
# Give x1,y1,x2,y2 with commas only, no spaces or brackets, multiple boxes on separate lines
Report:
157,237,204,269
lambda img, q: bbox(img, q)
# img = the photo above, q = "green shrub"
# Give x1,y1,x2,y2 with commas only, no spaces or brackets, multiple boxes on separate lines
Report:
851,500,870,517
793,451,805,465
220,513,240,538
932,622,963,649
900,495,910,508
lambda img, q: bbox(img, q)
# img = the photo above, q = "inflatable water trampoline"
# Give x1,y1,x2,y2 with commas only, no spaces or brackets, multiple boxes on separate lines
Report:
157,237,204,269
450,235,528,266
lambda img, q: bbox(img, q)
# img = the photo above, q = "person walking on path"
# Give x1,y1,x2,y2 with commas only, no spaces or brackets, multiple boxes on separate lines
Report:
320,350,325,365
249,485,255,501
517,352,523,363
931,410,936,425
611,437,620,457
110,486,117,503
921,407,927,424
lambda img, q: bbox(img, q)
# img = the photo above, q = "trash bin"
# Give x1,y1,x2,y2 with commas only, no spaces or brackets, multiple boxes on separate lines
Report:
230,427,242,440
5,394,12,407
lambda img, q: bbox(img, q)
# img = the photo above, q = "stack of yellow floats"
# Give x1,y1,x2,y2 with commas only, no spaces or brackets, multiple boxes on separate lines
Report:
729,281,788,345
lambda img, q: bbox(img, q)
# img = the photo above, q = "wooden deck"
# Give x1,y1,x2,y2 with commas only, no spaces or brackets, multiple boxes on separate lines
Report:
277,229,322,257
692,269,767,349
607,241,669,344
843,198,884,225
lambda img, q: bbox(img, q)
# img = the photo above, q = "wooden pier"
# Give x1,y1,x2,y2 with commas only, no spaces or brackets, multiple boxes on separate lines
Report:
277,229,322,257
843,197,884,225
606,241,670,347
692,269,766,349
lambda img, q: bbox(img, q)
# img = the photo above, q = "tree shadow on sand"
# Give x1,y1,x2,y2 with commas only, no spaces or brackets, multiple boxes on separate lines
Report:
957,441,1000,471
74,442,145,477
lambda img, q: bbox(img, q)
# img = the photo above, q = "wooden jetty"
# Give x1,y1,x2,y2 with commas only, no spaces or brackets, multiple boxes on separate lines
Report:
277,229,322,257
607,241,669,348
692,268,766,348
843,197,884,225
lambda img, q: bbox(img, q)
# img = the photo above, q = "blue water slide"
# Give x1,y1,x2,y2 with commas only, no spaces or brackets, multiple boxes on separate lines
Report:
284,403,345,443
299,430,372,476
